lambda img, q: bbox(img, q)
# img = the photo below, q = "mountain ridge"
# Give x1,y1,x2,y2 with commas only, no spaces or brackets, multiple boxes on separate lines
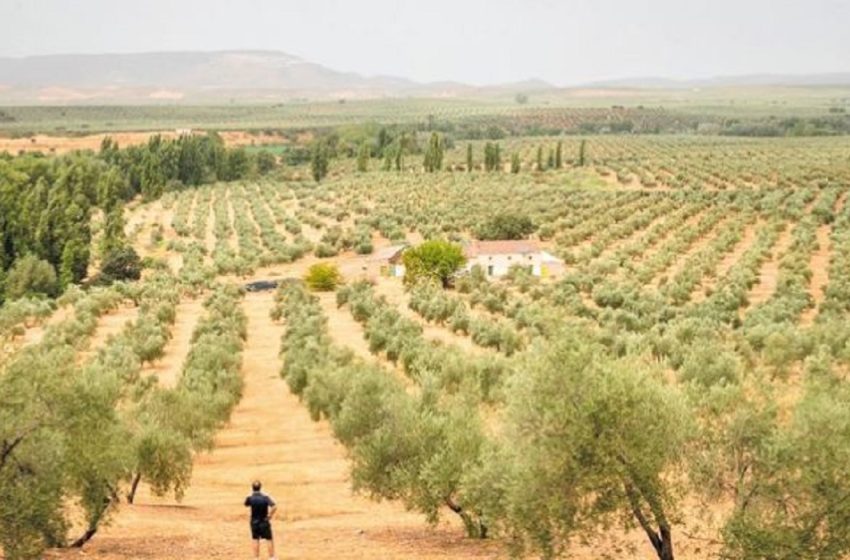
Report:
0,50,848,103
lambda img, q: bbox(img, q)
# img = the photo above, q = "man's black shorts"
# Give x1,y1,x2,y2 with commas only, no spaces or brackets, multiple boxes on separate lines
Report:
250,519,273,540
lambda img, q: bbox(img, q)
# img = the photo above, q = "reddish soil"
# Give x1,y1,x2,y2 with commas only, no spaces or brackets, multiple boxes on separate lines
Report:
0,130,287,155
743,224,795,311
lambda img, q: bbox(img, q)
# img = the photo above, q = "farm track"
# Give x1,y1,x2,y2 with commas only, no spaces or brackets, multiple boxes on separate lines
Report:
66,291,502,560
144,298,204,389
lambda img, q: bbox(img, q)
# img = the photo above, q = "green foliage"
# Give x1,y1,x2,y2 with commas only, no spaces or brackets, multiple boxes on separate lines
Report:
98,246,142,285
423,132,444,172
510,152,520,173
476,214,535,240
311,140,330,182
466,143,473,172
474,332,690,559
484,142,501,172
402,240,466,288
4,254,59,299
356,141,370,172
304,263,343,292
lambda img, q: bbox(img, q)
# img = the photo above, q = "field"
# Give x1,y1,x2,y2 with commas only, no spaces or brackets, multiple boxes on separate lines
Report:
3,113,850,560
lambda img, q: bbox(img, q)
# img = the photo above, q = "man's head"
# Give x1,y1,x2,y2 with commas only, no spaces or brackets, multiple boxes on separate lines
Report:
252,480,262,492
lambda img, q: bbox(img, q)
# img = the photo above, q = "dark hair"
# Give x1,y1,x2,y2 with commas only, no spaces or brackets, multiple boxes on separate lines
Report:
252,480,261,492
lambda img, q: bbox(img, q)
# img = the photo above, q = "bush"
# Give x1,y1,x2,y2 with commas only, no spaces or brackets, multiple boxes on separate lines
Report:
305,263,343,292
4,254,59,299
99,245,143,284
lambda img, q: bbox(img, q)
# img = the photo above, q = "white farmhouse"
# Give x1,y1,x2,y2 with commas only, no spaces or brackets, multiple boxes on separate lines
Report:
463,240,564,278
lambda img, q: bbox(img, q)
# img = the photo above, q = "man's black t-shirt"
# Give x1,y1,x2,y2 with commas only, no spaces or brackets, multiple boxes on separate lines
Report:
244,491,276,522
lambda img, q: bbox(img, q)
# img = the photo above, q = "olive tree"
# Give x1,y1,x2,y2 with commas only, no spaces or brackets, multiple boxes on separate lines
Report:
473,332,691,559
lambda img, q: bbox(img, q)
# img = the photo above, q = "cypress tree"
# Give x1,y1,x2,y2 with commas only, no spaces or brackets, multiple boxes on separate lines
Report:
579,139,587,167
555,141,562,168
466,143,473,172
511,153,521,173
537,146,544,171
357,142,370,172
547,148,555,169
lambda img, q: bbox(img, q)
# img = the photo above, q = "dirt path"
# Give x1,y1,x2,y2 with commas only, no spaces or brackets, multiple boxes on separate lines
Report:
800,223,832,326
144,299,204,388
745,223,795,310
74,291,500,560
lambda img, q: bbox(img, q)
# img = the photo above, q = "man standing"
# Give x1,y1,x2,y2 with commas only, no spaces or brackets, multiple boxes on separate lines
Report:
244,480,278,560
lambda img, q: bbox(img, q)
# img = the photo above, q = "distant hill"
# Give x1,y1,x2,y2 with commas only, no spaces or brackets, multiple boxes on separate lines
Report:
0,50,554,104
0,50,848,104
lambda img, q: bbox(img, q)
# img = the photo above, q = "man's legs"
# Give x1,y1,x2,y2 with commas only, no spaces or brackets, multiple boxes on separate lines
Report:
267,536,276,559
252,538,260,559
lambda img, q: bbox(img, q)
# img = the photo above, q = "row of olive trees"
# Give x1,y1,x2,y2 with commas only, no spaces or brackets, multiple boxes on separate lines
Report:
0,277,246,559
278,274,850,559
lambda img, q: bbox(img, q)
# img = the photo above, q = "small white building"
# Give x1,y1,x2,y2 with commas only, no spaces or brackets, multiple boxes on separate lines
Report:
367,244,407,278
463,240,565,278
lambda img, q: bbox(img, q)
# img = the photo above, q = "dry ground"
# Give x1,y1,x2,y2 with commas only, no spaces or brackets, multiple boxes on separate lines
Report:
0,130,288,155
53,291,504,560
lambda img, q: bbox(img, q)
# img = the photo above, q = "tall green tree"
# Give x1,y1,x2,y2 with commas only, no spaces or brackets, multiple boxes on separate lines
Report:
402,240,466,288
356,142,370,173
555,141,563,168
310,141,330,182
475,333,690,560
511,152,521,174
423,132,444,172
466,143,473,172
536,145,544,171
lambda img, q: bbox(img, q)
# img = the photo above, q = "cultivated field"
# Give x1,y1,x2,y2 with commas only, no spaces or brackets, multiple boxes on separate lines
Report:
3,123,850,560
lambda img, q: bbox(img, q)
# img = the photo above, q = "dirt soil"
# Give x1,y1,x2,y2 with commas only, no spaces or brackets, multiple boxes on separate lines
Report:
55,291,504,560
0,130,286,155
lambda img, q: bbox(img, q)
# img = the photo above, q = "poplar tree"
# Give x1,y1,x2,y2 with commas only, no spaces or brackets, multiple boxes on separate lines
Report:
356,142,370,172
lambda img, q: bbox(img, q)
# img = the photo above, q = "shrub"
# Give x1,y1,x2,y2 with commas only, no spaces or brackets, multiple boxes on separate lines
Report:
305,263,343,292
99,245,143,284
4,254,59,299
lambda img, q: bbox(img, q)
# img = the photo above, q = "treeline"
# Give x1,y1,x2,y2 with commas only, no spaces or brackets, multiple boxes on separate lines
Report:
0,134,277,302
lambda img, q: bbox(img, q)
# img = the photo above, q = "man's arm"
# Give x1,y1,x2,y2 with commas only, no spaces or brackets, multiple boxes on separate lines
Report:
268,497,277,520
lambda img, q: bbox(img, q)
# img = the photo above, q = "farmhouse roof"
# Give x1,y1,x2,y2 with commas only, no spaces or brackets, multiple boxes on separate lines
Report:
368,244,408,262
465,240,541,257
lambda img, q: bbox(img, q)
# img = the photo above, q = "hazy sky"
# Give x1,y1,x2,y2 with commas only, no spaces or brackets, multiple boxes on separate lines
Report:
1,0,848,85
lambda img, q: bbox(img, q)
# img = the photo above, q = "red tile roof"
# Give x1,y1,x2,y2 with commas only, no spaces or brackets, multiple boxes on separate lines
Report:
464,240,541,257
